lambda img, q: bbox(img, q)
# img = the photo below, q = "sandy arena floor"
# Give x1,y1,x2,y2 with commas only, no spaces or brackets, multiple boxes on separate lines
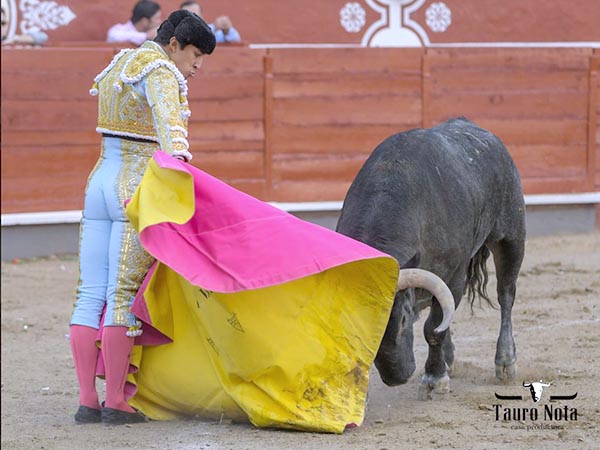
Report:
1,232,599,450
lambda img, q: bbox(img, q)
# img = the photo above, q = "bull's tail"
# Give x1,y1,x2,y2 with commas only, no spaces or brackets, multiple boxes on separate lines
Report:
466,245,495,310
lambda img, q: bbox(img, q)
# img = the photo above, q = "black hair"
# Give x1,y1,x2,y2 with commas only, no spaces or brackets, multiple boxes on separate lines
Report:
131,1,161,24
154,10,216,55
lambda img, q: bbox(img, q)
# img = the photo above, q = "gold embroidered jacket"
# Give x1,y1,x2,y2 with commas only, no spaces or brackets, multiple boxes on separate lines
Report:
91,41,193,161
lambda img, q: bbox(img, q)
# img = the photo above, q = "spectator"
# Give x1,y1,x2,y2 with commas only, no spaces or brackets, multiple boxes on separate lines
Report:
107,1,162,46
180,0,241,43
1,5,48,45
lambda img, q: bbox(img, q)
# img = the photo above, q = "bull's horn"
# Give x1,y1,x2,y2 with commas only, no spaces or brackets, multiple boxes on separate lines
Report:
397,268,455,333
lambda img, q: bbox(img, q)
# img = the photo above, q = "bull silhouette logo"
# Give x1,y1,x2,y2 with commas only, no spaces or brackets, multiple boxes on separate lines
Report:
495,380,577,402
522,380,550,402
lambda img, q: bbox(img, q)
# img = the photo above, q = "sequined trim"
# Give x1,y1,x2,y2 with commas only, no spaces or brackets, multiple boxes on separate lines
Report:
111,139,156,326
93,48,135,84
115,139,156,207
172,137,190,149
121,57,188,97
170,125,188,137
111,221,155,326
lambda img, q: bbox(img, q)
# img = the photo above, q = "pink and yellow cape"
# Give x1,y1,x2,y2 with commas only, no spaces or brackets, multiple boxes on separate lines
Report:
121,151,398,433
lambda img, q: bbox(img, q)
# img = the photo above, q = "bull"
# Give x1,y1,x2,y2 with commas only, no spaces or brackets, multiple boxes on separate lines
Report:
336,117,526,399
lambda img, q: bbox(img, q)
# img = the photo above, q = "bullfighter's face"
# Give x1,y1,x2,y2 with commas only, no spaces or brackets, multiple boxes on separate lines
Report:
167,37,205,79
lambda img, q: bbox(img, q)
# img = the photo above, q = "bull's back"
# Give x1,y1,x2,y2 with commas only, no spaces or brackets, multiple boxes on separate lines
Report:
395,118,518,199
338,118,524,265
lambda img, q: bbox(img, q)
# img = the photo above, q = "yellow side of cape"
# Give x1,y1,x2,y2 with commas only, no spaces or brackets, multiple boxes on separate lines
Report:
125,158,398,434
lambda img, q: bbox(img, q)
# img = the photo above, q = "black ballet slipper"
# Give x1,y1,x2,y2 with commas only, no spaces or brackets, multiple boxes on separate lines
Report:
74,405,102,424
101,406,147,425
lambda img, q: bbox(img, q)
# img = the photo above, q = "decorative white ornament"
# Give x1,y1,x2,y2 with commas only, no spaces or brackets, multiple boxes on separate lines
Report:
172,137,190,149
19,0,76,34
126,320,143,337
362,0,430,47
340,2,367,33
170,125,189,137
425,2,451,33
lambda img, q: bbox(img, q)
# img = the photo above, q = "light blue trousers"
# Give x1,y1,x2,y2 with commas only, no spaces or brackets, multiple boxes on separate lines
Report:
71,137,156,329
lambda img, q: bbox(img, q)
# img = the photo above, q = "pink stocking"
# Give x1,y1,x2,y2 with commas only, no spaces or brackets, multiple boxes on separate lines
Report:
70,325,101,410
101,326,136,413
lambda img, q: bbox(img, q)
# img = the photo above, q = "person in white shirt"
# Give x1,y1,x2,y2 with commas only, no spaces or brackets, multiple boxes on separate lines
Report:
107,1,163,46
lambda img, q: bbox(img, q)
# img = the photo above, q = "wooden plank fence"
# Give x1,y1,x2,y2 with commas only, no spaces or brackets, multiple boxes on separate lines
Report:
425,48,595,195
1,46,598,214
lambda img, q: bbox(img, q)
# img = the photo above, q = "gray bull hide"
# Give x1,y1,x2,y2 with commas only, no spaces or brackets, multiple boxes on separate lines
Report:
336,117,526,400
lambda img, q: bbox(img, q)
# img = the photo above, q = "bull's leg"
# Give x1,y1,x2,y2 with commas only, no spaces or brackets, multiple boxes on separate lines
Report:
419,301,451,400
419,273,464,400
442,330,455,376
489,238,524,381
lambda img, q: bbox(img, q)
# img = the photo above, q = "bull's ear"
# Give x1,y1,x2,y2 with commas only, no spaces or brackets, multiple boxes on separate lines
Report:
522,382,530,387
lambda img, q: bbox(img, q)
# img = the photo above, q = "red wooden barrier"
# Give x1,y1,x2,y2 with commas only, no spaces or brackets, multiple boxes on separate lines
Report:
1,48,114,213
1,46,599,214
268,47,423,201
425,47,596,195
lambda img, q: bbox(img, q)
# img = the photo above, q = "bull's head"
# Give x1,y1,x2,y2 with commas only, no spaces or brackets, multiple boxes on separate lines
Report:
375,288,417,385
523,380,550,402
375,269,455,386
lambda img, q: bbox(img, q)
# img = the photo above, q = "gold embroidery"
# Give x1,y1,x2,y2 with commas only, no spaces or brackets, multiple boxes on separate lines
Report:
95,41,189,157
144,67,189,155
74,219,85,309
112,139,156,326
112,221,155,326
116,139,156,207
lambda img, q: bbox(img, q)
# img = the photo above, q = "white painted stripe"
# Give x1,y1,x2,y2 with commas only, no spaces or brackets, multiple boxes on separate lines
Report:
249,41,600,49
271,192,600,210
2,210,83,226
429,41,600,48
2,193,599,226
269,201,344,212
249,43,363,49
524,192,600,206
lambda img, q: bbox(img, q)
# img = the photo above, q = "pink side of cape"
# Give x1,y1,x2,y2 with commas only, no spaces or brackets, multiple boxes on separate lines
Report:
106,151,394,398
136,151,390,294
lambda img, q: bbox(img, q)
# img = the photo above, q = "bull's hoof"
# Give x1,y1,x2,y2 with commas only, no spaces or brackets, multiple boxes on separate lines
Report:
495,360,517,381
417,373,450,401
